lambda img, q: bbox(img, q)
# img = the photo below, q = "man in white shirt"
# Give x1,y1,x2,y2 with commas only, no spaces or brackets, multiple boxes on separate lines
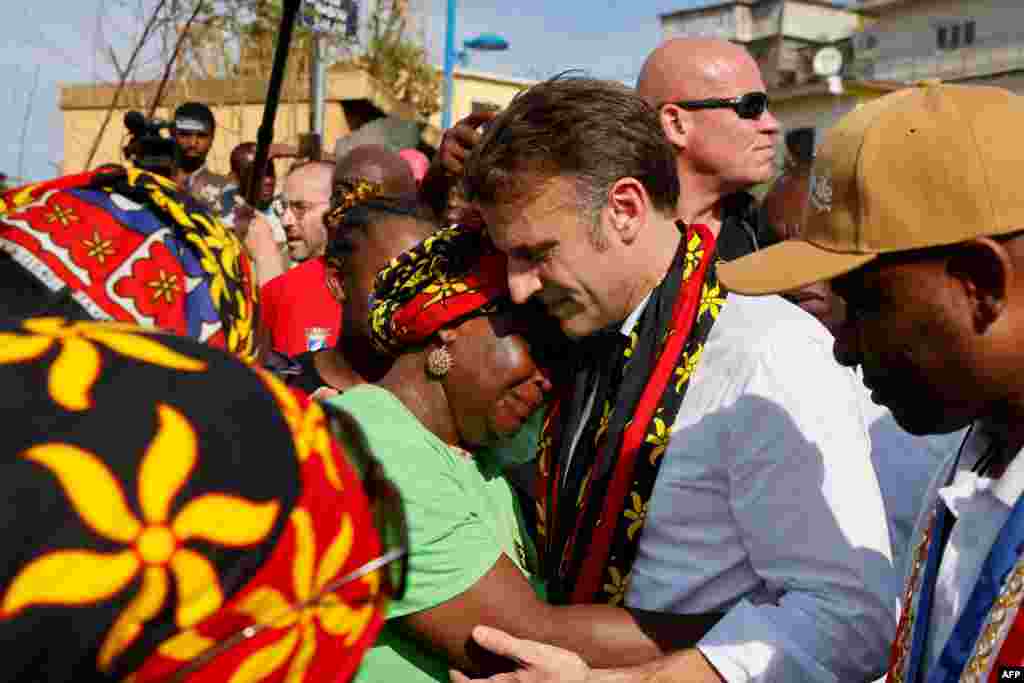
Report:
757,150,963,603
455,74,894,682
718,83,1024,683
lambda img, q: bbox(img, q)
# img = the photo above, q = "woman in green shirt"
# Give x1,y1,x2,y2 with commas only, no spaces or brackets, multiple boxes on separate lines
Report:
324,213,714,682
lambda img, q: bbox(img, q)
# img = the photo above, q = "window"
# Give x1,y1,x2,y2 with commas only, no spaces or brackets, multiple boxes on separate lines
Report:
937,20,977,50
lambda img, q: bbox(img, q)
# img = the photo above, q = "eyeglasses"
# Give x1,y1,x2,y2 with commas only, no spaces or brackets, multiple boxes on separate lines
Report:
277,198,329,219
666,92,770,120
154,405,408,683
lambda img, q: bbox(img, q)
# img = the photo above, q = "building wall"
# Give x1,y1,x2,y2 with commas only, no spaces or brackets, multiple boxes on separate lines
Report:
61,100,341,177
750,2,784,42
661,6,741,41
855,0,1024,83
782,3,862,43
426,70,533,130
61,68,531,177
772,92,860,135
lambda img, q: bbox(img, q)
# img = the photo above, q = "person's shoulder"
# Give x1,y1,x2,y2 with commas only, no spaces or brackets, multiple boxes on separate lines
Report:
715,292,831,348
263,258,324,292
327,385,450,458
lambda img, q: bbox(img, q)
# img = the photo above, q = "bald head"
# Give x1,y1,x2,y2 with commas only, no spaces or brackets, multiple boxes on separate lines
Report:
637,38,760,105
336,145,418,198
288,160,334,194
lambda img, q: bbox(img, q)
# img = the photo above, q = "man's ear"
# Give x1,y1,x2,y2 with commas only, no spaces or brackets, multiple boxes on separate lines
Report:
325,266,346,304
660,104,691,150
606,178,648,245
947,238,1011,333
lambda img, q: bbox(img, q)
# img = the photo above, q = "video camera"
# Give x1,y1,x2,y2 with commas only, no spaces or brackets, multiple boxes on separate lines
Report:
123,111,179,178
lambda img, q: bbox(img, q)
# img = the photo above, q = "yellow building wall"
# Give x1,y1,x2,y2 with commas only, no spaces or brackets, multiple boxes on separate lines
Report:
427,70,534,129
61,99,353,177
60,68,528,177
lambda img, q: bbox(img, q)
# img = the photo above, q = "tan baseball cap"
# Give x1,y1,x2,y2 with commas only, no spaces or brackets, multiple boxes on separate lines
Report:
718,83,1024,294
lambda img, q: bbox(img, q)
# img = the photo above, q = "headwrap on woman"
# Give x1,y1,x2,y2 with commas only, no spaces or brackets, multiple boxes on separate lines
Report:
0,317,400,681
367,222,510,355
323,178,435,282
0,166,259,362
323,176,384,238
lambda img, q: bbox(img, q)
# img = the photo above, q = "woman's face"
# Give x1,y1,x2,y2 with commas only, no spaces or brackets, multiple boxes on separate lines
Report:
442,308,553,448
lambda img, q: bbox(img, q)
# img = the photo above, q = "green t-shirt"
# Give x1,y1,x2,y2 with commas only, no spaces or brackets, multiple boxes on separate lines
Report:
326,385,540,683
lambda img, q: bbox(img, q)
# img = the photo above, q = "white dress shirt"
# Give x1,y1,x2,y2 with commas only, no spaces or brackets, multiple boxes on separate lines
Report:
857,379,965,606
908,425,1024,679
626,294,896,683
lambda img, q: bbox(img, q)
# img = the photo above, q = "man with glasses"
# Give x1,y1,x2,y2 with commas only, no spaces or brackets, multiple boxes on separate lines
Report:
260,147,419,359
259,160,342,357
636,38,781,260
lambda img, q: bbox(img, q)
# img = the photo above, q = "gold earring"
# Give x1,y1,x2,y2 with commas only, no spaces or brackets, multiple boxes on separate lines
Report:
426,345,453,379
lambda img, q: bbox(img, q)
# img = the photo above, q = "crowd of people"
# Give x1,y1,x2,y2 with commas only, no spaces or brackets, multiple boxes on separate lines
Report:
3,33,1024,683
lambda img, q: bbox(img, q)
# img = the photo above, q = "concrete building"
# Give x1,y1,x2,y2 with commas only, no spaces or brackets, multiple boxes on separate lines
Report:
850,0,1024,91
660,0,862,90
658,0,904,161
59,64,532,176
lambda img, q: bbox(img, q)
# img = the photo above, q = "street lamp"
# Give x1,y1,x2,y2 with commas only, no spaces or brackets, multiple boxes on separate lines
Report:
442,0,510,130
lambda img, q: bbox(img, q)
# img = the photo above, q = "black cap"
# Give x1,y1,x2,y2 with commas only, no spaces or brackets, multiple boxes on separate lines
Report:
173,101,216,133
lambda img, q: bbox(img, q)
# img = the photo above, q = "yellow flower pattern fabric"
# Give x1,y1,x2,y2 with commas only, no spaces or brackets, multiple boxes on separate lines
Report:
534,223,725,605
369,222,510,355
1,403,280,668
1,318,385,682
0,166,259,362
0,318,206,411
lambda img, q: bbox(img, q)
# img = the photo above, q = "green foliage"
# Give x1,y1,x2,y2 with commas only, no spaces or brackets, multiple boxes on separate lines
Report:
356,2,442,116
169,0,439,116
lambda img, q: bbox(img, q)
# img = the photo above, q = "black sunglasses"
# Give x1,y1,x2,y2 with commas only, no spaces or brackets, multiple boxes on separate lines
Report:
666,92,770,120
154,405,409,683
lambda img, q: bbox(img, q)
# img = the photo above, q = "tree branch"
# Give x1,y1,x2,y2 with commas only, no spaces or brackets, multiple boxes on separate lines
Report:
148,0,206,117
84,0,171,170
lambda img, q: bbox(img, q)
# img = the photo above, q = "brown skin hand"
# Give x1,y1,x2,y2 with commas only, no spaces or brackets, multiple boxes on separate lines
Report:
400,554,723,676
420,110,497,221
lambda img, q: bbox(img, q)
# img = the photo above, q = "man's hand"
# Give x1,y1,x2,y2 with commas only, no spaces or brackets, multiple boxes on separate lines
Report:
242,211,286,285
449,626,591,683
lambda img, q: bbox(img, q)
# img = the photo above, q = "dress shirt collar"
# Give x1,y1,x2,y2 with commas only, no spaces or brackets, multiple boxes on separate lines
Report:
620,292,652,337
939,423,1024,516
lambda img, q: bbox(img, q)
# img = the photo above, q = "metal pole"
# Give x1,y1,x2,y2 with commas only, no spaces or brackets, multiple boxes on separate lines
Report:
247,0,302,205
310,32,325,137
441,0,456,130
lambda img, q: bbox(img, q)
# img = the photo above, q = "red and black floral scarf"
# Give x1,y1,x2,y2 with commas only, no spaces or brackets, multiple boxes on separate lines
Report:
536,222,726,605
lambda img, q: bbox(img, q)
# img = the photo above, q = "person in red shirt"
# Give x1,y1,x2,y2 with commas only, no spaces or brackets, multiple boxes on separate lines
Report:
261,146,420,359
261,160,341,356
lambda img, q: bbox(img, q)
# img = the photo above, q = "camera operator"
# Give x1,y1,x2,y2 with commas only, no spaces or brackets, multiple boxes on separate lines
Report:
122,111,178,179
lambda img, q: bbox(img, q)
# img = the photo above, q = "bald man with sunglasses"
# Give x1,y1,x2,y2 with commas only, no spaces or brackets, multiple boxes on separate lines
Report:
636,38,781,260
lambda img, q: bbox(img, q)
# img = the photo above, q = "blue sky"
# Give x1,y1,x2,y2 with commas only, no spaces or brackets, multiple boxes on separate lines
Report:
0,0,709,183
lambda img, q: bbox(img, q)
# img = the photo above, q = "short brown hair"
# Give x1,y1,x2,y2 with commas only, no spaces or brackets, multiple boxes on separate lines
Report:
463,75,679,220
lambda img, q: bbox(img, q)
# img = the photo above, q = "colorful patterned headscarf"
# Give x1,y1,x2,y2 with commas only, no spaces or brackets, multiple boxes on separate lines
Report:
0,317,388,682
0,166,259,362
323,176,384,237
368,222,510,355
